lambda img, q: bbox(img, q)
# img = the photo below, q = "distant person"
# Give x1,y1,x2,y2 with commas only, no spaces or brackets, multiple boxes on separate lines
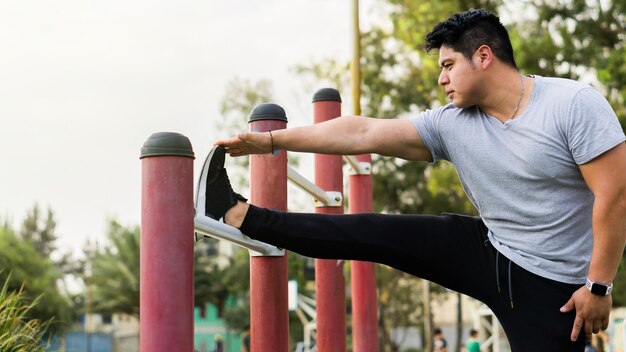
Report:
593,330,608,352
241,324,250,352
214,334,224,352
434,328,448,352
465,329,480,352
584,340,597,352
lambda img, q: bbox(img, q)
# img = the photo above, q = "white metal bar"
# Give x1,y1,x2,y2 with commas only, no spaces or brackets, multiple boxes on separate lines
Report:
297,295,317,319
296,308,309,327
194,215,284,256
299,294,317,307
287,166,342,207
343,155,371,175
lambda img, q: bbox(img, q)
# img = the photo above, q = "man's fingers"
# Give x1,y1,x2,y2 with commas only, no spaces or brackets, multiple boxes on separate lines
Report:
570,315,584,342
560,297,574,313
593,321,602,334
215,135,244,146
584,319,593,339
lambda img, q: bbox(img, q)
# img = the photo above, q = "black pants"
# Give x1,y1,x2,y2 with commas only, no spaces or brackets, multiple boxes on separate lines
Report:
240,205,586,352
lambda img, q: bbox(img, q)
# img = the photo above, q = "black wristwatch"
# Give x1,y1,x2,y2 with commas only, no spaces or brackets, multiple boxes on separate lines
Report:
586,278,613,296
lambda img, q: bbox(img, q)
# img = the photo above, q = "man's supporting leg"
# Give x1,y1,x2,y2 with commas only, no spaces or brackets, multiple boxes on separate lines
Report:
487,255,585,352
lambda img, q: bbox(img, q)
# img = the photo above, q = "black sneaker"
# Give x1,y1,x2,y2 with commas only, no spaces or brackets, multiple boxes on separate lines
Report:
204,145,247,221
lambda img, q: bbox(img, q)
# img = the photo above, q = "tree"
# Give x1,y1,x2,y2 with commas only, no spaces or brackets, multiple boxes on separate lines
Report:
19,203,75,284
0,226,71,334
217,77,300,190
611,246,626,307
510,0,626,127
195,243,251,320
376,266,424,352
19,203,58,258
86,219,253,320
86,220,140,317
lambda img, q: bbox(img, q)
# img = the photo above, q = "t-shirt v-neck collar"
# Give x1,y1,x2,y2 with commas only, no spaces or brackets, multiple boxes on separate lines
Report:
483,75,540,130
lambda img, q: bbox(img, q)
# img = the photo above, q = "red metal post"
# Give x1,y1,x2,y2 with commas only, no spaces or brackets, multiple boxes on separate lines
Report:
349,153,379,352
313,88,347,352
249,104,289,352
140,132,195,352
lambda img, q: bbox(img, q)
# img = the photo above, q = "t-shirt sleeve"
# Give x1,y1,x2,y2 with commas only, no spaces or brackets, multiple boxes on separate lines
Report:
408,107,450,162
566,87,625,164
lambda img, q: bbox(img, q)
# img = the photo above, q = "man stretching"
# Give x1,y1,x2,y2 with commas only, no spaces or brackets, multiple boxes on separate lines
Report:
206,9,626,352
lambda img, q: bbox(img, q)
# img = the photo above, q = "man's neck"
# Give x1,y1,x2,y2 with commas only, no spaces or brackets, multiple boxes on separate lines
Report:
479,68,530,123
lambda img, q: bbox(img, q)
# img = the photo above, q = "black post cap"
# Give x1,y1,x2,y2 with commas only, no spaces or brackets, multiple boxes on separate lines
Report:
140,132,195,159
312,88,342,103
248,103,288,123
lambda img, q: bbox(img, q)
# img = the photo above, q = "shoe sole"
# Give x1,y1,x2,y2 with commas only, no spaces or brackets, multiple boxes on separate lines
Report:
205,145,226,185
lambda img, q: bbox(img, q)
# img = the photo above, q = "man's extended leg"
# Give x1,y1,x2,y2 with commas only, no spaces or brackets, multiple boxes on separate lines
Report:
237,204,494,301
206,146,492,298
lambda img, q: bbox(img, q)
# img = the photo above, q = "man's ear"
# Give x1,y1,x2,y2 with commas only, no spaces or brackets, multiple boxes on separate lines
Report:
475,45,493,69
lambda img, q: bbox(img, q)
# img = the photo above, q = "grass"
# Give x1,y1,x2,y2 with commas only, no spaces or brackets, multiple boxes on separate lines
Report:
0,274,51,352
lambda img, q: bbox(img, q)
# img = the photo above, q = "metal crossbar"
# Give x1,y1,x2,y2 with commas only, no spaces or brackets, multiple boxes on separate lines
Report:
287,167,342,207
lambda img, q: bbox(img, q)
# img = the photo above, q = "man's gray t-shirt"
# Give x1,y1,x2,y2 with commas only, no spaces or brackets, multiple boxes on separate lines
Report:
409,76,625,284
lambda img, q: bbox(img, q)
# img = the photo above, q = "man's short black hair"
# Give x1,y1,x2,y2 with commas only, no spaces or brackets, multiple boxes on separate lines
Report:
425,9,517,69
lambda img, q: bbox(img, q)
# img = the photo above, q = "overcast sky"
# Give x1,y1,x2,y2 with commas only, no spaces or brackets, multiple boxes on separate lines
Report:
0,0,378,257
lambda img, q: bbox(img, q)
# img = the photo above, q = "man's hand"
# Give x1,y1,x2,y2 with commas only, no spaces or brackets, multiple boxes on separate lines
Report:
215,132,272,157
560,286,612,341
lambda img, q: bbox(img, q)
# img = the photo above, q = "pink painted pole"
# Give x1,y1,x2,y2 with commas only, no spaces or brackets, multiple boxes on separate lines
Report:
140,132,195,352
313,88,346,352
249,104,289,352
349,153,379,352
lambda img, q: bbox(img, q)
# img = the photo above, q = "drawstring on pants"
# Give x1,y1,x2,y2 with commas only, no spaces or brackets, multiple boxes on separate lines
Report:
495,250,514,309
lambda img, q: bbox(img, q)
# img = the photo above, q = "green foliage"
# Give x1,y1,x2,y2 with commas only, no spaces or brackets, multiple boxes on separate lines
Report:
425,162,477,215
0,227,70,334
219,77,276,121
86,220,140,317
18,204,75,279
218,77,301,181
0,275,51,351
517,0,626,128
221,297,250,334
195,244,250,319
611,246,626,307
19,204,57,258
376,266,424,350
197,242,315,341
86,220,246,319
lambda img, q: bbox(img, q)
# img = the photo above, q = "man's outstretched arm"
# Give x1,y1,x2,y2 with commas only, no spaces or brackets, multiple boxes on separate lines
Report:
215,115,432,161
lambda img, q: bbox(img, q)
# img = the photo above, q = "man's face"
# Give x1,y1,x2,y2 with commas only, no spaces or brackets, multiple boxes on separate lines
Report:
437,45,482,108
